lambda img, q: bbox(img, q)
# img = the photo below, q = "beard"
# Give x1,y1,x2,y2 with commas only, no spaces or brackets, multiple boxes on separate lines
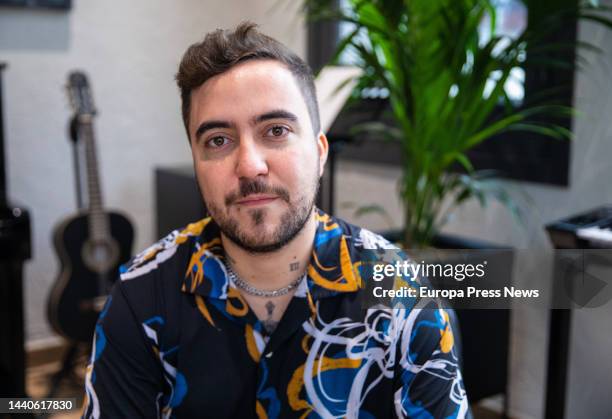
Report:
204,172,320,254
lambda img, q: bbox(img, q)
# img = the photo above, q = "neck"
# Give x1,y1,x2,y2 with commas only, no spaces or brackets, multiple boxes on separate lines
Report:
221,210,317,290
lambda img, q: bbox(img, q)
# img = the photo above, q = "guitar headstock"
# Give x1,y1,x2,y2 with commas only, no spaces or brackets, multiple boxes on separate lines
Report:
66,71,96,117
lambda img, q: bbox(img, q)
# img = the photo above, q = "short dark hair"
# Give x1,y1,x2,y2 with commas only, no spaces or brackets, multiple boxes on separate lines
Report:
175,21,321,140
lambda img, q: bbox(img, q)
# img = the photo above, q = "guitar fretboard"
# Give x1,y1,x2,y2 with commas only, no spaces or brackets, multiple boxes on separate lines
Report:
79,116,110,242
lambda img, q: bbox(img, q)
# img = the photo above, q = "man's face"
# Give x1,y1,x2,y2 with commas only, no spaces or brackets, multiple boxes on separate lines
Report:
188,60,328,253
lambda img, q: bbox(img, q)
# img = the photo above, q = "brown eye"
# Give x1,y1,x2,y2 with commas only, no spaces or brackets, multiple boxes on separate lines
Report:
267,125,288,138
207,136,229,148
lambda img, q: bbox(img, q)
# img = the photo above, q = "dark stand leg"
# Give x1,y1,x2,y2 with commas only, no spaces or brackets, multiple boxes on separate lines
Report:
544,308,571,419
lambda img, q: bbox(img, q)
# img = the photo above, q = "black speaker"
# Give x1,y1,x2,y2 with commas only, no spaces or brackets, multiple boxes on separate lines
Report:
155,166,207,238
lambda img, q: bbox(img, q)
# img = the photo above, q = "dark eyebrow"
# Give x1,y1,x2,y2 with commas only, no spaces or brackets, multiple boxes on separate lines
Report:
194,120,233,141
252,110,298,125
194,110,298,141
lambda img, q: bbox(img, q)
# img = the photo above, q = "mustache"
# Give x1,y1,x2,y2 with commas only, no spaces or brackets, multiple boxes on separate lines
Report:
225,178,290,206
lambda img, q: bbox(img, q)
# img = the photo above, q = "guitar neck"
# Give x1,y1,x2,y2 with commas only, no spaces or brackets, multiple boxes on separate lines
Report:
79,117,109,241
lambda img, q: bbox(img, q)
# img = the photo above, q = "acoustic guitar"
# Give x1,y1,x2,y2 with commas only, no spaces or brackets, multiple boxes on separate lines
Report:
47,71,134,343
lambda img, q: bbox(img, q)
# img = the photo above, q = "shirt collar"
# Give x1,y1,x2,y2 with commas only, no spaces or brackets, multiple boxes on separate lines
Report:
180,208,364,300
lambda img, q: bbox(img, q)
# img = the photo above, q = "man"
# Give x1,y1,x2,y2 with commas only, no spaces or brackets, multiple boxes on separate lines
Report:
82,22,469,418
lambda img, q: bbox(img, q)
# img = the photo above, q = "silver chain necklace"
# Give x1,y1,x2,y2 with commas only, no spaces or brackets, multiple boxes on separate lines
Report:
225,261,306,298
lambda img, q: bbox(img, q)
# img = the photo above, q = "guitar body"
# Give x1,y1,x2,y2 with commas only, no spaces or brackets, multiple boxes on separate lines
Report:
47,210,134,342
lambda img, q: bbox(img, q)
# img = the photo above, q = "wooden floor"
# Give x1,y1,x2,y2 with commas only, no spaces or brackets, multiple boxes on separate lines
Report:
26,356,86,418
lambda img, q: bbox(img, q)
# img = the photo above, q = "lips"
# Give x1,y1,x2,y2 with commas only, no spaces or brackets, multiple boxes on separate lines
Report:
235,195,278,206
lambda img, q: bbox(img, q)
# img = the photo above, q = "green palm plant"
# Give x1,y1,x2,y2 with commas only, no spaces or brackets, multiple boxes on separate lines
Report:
305,0,612,247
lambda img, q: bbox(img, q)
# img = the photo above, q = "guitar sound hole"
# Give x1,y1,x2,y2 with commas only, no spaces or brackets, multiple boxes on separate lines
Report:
92,242,111,263
82,238,119,274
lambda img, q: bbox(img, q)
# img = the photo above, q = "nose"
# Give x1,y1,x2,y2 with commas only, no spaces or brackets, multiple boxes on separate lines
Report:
234,137,269,179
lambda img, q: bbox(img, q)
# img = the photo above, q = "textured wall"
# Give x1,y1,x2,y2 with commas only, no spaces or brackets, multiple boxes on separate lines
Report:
0,0,305,344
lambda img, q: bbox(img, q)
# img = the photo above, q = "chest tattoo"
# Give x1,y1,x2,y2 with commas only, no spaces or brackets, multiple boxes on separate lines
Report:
262,301,278,335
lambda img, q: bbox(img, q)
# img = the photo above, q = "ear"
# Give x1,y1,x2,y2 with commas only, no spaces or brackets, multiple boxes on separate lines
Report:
316,132,329,176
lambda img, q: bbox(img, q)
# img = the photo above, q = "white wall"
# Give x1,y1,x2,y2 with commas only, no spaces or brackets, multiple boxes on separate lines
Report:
0,0,305,343
334,7,612,419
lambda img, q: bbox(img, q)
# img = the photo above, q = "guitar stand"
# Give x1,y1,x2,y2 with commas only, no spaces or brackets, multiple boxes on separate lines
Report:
41,114,87,407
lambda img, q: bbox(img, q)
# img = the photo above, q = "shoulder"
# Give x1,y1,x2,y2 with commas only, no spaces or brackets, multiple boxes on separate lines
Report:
119,218,212,281
314,213,457,360
114,218,214,319
353,225,399,251
322,211,399,252
328,214,408,274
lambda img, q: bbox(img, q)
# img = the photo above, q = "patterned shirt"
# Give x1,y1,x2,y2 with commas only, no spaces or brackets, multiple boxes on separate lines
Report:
82,209,469,418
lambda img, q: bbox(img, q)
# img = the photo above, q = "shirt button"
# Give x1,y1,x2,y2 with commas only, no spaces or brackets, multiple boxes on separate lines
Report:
265,352,273,358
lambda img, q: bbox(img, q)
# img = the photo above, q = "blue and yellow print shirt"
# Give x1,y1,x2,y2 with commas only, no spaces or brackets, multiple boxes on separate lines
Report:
82,209,469,418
